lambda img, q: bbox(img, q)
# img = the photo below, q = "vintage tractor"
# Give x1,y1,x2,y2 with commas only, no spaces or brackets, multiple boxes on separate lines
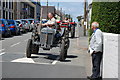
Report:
26,22,70,61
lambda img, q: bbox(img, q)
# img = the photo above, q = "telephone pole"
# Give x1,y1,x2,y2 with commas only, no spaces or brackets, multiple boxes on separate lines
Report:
60,8,62,20
84,0,87,36
57,3,60,15
47,0,48,19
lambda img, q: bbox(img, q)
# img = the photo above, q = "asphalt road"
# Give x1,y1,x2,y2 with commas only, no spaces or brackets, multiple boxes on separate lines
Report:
0,25,91,79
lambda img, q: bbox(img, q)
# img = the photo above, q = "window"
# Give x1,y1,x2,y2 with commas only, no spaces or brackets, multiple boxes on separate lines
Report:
9,12,11,19
12,13,13,19
6,0,8,8
3,10,5,19
9,2,11,9
6,11,8,19
0,0,1,6
12,2,13,9
0,10,1,18
3,2,5,8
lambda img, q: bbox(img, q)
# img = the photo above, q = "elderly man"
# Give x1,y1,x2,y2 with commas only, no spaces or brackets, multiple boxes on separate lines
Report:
42,13,56,28
87,22,103,80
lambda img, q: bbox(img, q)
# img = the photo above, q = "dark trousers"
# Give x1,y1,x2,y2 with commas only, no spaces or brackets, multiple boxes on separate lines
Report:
91,52,103,78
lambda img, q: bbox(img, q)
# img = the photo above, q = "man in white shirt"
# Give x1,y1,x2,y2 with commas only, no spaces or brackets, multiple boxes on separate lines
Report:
42,13,56,28
87,22,103,80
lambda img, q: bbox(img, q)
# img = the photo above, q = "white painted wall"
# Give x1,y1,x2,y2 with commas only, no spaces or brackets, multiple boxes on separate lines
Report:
102,33,119,78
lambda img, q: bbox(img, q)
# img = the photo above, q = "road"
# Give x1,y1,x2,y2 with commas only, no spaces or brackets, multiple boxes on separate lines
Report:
0,24,91,79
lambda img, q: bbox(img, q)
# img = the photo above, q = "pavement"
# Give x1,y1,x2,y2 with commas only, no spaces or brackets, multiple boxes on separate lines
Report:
0,24,91,79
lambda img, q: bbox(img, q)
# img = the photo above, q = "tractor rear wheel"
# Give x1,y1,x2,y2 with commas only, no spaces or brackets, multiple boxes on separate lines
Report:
59,39,68,61
26,39,33,58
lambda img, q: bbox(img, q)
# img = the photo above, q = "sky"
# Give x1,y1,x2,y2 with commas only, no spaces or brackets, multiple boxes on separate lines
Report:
41,2,85,22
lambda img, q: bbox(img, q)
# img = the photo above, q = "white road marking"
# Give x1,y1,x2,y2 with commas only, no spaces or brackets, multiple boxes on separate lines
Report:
7,38,13,40
11,57,35,63
52,60,58,65
24,39,28,42
10,42,21,47
11,57,50,65
0,52,5,56
0,49,5,52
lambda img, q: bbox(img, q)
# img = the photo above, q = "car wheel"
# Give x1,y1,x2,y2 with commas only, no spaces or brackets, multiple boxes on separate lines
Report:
14,28,19,36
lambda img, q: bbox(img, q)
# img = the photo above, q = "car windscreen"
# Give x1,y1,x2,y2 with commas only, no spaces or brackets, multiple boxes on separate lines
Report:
16,21,21,24
21,20,27,24
28,20,33,24
8,20,15,25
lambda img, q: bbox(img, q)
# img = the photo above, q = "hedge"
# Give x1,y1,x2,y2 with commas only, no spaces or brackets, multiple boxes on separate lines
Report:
89,2,120,35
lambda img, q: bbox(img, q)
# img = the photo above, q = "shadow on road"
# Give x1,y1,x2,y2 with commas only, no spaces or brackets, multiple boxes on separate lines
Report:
69,37,79,39
67,55,78,58
32,53,78,62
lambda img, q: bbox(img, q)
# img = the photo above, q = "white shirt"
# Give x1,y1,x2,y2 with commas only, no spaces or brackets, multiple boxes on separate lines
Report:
46,17,56,25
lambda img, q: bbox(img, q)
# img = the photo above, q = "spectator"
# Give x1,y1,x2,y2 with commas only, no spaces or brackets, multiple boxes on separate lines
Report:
87,22,103,80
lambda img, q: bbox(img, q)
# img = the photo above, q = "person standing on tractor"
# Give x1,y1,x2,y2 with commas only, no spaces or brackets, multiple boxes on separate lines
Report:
63,17,70,23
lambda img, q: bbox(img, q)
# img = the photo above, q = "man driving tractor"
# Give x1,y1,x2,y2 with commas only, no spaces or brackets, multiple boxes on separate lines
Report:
42,13,56,28
41,13,61,42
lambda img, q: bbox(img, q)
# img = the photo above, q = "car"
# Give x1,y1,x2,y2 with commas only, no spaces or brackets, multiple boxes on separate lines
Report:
16,20,27,33
20,19,31,31
0,19,11,37
42,19,48,24
26,19,36,31
7,20,21,35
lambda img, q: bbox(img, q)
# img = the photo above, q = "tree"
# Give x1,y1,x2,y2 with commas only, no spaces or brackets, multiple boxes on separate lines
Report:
76,16,82,21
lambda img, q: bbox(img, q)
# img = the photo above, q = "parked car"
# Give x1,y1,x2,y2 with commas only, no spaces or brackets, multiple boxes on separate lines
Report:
7,20,21,35
16,20,27,33
26,19,36,31
20,19,31,31
0,19,11,37
42,19,48,24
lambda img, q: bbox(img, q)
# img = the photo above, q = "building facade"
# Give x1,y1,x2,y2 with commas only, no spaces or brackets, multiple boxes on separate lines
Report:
14,2,35,20
0,0,14,19
41,6,56,19
0,0,41,20
32,2,41,21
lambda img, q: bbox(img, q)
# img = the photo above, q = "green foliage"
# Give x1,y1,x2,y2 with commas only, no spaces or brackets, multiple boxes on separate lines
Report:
76,16,82,21
65,14,71,19
89,2,120,35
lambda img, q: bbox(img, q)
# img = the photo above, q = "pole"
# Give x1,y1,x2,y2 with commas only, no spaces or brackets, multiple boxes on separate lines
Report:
57,3,59,11
84,0,86,36
37,8,43,34
60,8,62,20
47,0,48,19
